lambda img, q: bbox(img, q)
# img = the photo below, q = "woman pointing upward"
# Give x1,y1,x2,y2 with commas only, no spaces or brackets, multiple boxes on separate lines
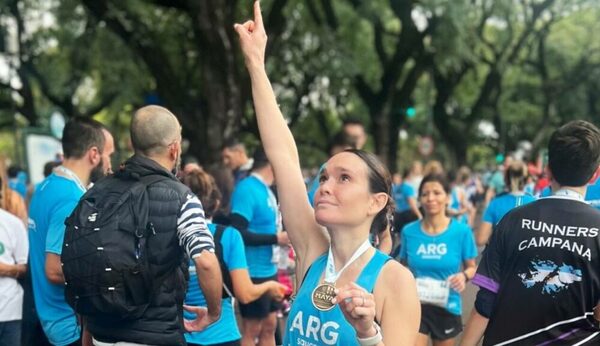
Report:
234,2,420,345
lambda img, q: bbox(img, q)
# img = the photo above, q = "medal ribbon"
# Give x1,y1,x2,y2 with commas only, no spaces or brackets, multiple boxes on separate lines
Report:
325,239,371,284
56,166,87,192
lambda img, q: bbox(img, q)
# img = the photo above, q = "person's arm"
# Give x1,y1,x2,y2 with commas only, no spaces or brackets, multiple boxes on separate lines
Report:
478,201,496,246
235,1,329,286
448,259,476,293
225,227,286,303
229,213,288,246
0,263,26,278
46,200,78,284
45,253,64,284
177,194,221,325
461,309,490,346
407,198,422,219
230,269,285,304
477,222,493,247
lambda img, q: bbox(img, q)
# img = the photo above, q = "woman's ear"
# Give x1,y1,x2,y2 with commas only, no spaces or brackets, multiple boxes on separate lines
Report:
368,192,389,216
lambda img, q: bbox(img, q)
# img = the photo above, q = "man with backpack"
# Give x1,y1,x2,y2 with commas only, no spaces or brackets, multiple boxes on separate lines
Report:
28,117,114,346
61,105,222,346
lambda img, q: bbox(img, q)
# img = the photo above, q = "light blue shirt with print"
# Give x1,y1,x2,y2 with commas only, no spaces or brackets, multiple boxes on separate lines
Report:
483,193,536,225
400,220,477,315
185,223,246,345
28,173,84,346
231,174,278,278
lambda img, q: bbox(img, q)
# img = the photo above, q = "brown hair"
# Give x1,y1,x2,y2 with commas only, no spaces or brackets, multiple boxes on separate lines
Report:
0,158,27,223
342,149,394,235
504,160,528,193
180,168,222,219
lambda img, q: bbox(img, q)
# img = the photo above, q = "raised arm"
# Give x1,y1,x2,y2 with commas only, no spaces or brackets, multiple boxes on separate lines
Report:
234,1,329,281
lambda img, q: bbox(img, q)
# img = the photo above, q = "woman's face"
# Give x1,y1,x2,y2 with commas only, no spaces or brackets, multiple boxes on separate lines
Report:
313,152,385,229
419,181,449,217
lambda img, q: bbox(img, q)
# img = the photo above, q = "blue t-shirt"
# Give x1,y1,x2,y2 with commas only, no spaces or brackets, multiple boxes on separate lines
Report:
399,220,477,315
185,224,247,345
539,186,552,198
450,187,468,224
482,193,536,225
28,174,84,346
285,250,390,345
585,181,600,210
231,174,278,278
393,183,416,212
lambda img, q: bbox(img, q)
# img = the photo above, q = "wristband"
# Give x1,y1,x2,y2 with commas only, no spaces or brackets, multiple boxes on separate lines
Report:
462,271,470,282
357,321,383,346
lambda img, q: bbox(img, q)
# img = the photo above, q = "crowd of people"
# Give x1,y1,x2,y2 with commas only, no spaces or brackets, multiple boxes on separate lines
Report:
1,2,600,345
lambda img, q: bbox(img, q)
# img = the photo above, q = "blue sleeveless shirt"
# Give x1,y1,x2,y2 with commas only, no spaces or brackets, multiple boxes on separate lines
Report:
284,250,390,346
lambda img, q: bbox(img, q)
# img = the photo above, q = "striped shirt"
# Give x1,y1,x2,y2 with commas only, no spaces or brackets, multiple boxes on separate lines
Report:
177,193,215,259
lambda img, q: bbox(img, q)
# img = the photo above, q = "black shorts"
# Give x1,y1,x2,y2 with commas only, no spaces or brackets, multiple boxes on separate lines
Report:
238,275,281,319
419,304,462,340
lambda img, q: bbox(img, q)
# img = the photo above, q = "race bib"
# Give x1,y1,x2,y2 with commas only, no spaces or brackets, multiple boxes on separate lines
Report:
416,277,449,308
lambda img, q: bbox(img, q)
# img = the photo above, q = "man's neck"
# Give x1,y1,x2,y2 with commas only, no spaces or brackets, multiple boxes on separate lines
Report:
140,153,173,173
252,169,274,186
550,181,587,197
61,159,91,187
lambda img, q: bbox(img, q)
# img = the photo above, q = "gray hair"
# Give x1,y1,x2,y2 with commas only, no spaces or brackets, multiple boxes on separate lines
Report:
130,105,181,156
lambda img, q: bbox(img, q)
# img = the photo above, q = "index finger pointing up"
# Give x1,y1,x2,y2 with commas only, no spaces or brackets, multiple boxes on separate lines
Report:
253,0,264,29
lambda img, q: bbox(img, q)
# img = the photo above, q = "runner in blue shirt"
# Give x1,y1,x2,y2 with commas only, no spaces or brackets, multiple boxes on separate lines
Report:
391,171,422,258
229,147,290,345
28,118,114,346
477,160,536,246
235,5,420,344
181,169,286,346
400,174,477,345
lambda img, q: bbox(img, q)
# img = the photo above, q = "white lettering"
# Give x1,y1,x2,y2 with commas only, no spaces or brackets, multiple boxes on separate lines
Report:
321,321,340,345
290,311,304,336
305,315,320,340
290,312,339,345
517,237,592,261
519,239,527,251
417,243,447,257
522,218,532,229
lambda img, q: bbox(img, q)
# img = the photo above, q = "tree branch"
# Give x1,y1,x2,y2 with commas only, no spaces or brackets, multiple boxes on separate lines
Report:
82,92,119,118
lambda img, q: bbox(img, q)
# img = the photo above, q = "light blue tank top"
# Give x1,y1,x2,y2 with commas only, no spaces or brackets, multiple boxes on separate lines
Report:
284,250,390,345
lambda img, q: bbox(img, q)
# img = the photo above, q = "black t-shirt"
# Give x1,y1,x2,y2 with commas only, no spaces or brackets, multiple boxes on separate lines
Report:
474,197,600,345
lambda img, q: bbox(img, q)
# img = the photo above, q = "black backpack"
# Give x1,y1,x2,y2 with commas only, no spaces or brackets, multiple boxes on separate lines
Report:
213,224,234,298
61,172,172,320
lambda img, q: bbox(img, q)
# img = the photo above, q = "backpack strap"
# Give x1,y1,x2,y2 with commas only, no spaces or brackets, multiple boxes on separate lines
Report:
214,224,235,298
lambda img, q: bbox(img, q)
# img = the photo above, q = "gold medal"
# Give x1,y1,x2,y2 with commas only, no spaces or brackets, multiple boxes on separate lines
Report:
311,282,336,311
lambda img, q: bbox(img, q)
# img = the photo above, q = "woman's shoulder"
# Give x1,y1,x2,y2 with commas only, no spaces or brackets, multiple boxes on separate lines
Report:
377,260,416,291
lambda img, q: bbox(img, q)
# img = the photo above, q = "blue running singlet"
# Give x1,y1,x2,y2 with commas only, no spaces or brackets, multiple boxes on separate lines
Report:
284,250,390,346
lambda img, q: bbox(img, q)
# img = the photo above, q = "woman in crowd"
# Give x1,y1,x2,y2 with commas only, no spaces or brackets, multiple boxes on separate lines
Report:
234,2,420,344
181,168,286,346
399,174,477,346
477,160,536,246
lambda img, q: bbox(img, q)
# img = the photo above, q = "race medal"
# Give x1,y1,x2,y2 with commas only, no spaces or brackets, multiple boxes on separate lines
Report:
312,282,336,311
